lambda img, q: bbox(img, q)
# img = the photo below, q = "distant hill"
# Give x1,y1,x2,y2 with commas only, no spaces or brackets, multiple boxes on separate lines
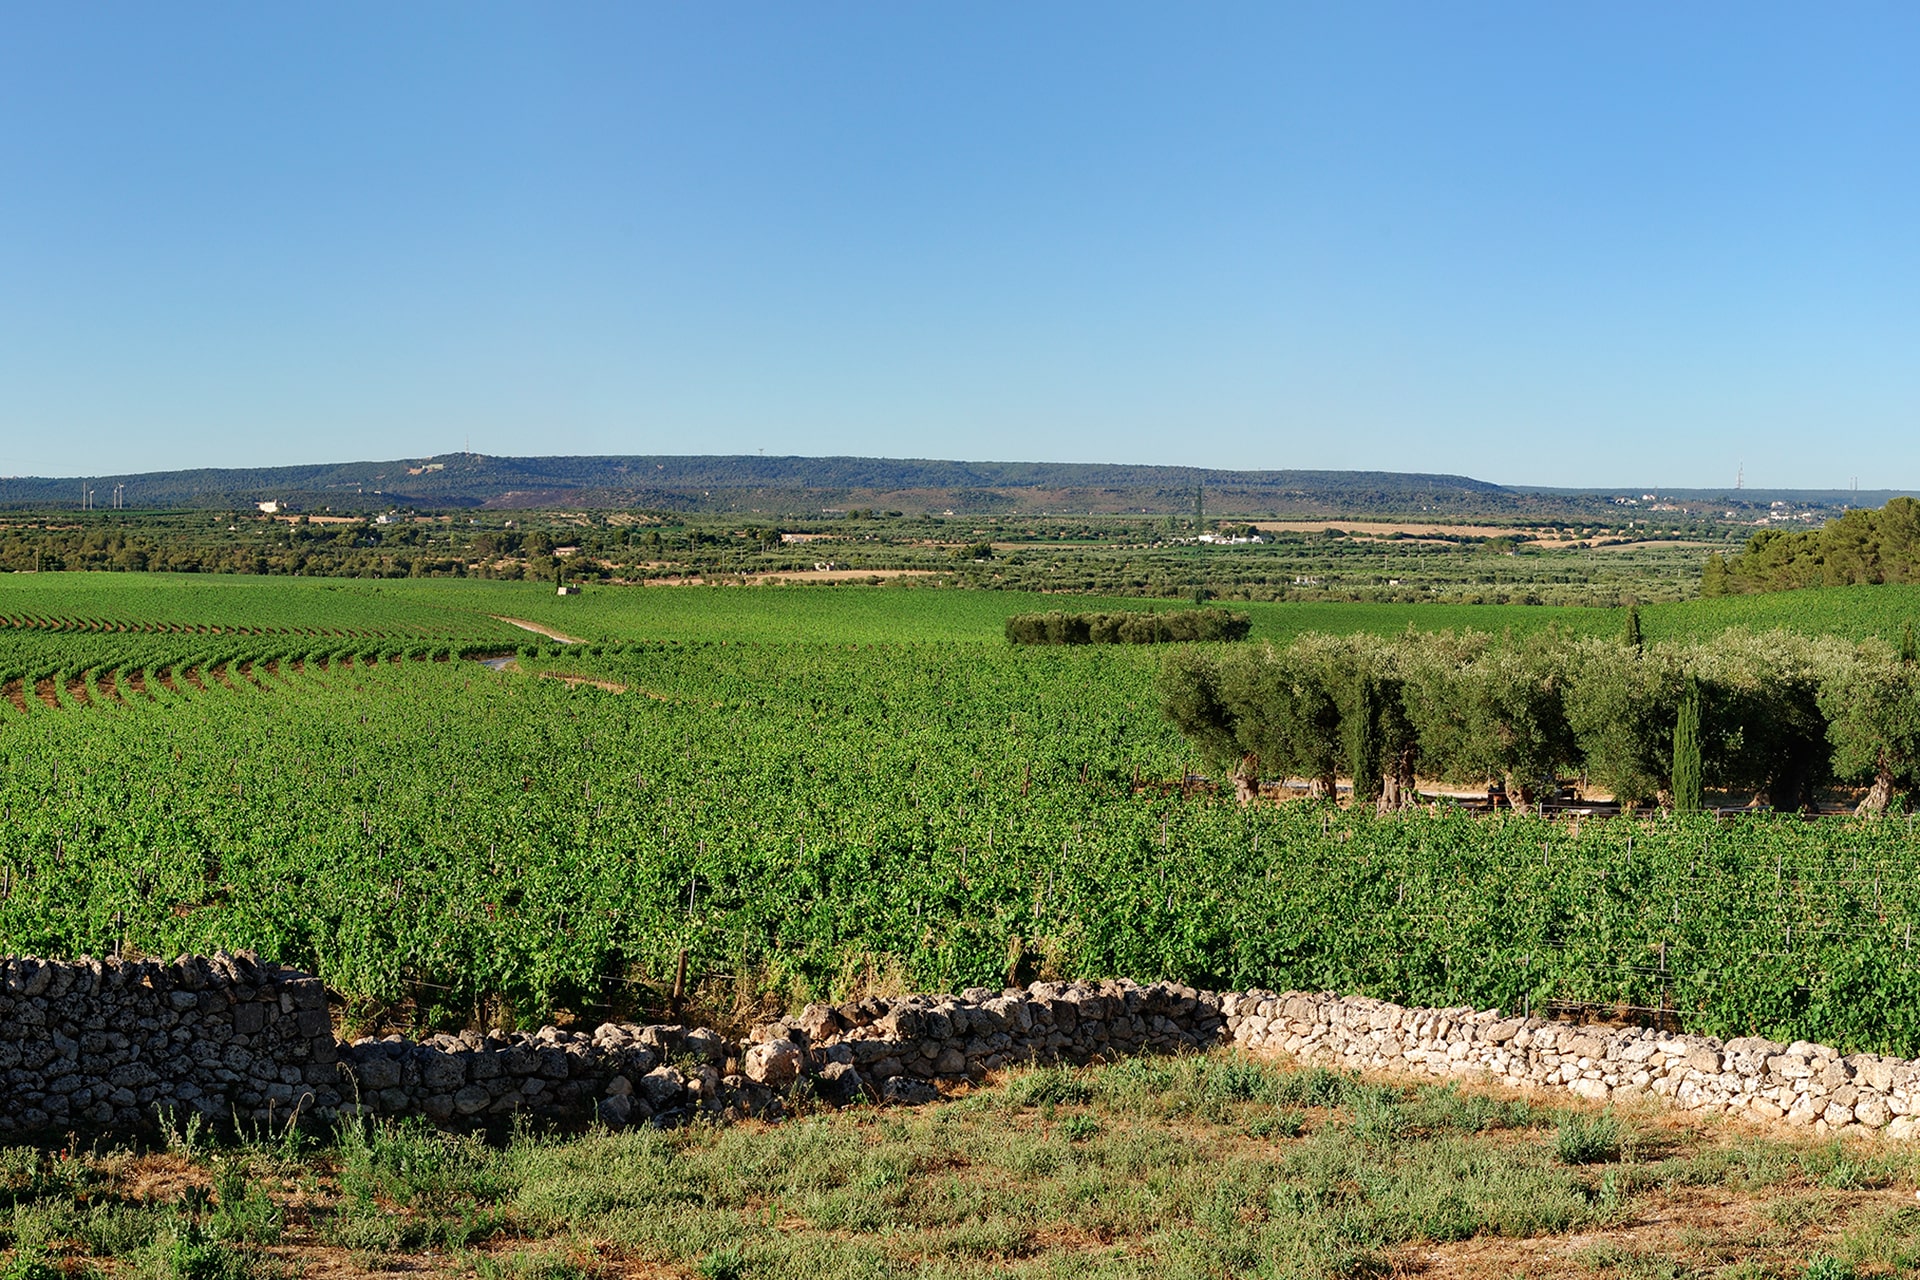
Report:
0,453,1902,518
1519,484,1920,506
0,455,1507,516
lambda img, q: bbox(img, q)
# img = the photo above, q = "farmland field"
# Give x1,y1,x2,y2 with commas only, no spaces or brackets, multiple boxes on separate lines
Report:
6,575,1920,1058
4,572,1632,648
8,572,1919,651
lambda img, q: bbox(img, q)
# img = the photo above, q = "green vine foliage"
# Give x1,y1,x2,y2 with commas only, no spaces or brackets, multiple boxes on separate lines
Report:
0,639,1919,1054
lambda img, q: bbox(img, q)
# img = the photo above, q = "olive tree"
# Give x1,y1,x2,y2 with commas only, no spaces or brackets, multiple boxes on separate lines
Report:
1404,630,1578,814
1220,643,1342,798
1818,639,1920,814
1156,647,1249,798
1157,641,1343,803
1564,638,1685,809
1299,632,1422,810
1688,629,1846,811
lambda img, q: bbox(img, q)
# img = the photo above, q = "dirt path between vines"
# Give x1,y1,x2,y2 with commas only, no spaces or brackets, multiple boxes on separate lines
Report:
492,616,584,645
542,673,627,693
476,656,629,695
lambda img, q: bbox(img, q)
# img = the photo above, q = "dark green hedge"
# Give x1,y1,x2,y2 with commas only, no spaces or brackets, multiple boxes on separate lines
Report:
1005,608,1252,646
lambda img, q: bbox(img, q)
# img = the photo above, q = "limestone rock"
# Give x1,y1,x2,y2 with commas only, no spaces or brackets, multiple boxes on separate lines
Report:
815,1062,866,1106
881,1076,938,1106
745,1038,804,1088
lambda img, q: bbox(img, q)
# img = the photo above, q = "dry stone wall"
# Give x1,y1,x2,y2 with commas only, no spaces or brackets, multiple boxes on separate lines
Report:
1221,990,1920,1139
752,979,1227,1105
754,981,1920,1138
5,951,1919,1141
0,952,335,1137
337,1022,751,1129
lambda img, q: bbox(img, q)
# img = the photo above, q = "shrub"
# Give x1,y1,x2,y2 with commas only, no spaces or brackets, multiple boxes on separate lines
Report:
1554,1111,1622,1164
1005,608,1251,645
1002,1067,1092,1108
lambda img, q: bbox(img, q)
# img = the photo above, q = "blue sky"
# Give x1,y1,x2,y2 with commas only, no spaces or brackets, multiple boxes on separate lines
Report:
2,4,1915,488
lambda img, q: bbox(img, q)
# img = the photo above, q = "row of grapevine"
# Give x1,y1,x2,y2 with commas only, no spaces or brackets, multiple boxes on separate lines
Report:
0,573,533,642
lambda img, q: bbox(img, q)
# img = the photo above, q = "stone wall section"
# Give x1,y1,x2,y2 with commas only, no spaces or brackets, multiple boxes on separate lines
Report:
338,1021,745,1129
0,952,335,1137
752,979,1226,1105
1218,990,1920,1138
6,951,1919,1140
756,982,1920,1138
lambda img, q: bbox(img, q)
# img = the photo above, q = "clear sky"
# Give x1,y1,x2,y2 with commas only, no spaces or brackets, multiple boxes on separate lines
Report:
2,3,1915,488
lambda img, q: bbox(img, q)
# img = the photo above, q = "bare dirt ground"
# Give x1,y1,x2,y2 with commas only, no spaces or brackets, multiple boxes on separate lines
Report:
1255,520,1540,539
539,673,628,693
479,656,663,699
742,568,939,584
1581,538,1726,551
1252,520,1687,551
639,569,938,586
1412,1161,1918,1279
492,616,585,644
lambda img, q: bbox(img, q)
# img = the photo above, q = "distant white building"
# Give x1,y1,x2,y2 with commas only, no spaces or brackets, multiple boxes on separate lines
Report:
256,500,282,515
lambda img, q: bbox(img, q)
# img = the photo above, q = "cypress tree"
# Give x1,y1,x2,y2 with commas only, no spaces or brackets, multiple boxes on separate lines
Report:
1347,674,1382,804
1672,677,1703,813
1902,621,1917,666
1622,605,1643,652
1700,553,1731,597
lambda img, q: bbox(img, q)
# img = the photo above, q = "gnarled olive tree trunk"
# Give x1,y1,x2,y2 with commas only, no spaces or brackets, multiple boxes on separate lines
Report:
1232,753,1260,806
1857,751,1896,816
1377,745,1419,812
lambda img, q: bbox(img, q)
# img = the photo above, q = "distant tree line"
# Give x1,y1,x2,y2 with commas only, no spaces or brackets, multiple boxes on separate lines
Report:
1006,608,1253,646
1158,614,1920,815
1706,497,1920,595
0,526,508,578
0,520,677,580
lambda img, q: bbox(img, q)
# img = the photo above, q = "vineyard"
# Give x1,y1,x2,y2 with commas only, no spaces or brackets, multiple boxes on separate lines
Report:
4,575,1920,1056
8,571,1919,652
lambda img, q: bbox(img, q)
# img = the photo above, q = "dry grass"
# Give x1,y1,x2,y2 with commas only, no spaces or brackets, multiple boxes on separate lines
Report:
4,1054,1919,1278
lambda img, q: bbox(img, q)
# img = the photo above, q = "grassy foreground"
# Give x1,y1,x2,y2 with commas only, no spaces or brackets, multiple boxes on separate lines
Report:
4,1054,1920,1280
